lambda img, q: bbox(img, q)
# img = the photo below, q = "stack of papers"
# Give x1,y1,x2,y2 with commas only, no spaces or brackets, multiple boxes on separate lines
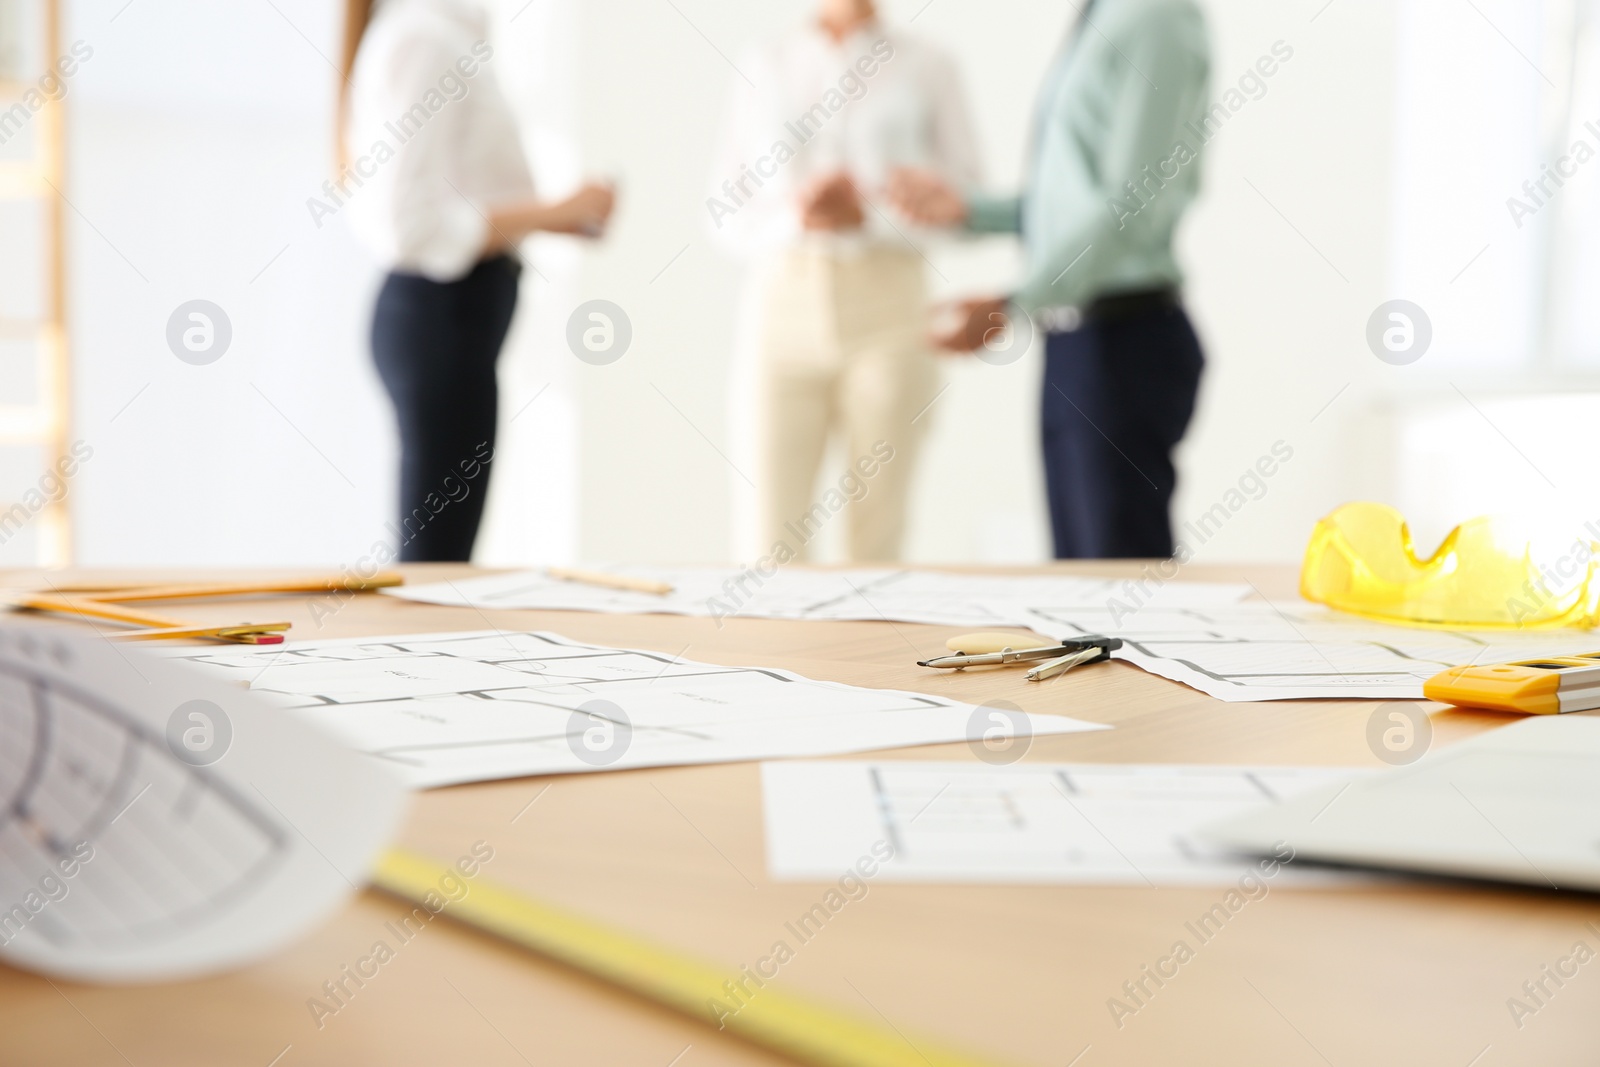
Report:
156,630,1108,789
382,566,1252,628
1070,603,1600,702
387,568,1600,702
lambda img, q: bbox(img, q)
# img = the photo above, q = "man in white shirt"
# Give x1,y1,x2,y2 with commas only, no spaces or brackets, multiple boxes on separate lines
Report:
709,0,978,563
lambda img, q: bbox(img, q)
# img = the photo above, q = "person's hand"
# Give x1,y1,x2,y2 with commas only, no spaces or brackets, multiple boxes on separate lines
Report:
798,171,864,231
543,181,616,236
886,167,967,227
930,296,1012,353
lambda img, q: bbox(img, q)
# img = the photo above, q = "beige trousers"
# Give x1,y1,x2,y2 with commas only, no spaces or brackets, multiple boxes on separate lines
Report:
752,245,937,562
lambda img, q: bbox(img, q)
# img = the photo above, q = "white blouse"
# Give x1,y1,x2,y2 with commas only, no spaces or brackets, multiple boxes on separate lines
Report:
708,23,981,255
345,0,535,281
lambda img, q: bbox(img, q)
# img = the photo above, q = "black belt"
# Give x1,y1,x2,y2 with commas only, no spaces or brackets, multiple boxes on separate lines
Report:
1084,285,1179,323
1035,286,1180,334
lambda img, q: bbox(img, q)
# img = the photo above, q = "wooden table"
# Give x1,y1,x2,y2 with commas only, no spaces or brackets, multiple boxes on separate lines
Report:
3,564,1597,1067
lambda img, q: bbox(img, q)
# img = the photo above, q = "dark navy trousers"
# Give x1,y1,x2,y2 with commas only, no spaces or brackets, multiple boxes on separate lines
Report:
371,255,520,562
1040,305,1203,559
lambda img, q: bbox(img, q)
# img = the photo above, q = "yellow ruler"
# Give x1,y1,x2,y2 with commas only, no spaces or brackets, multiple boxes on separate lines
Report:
373,849,1016,1067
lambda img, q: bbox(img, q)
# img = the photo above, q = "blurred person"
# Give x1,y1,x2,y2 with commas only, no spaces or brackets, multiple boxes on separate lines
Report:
889,0,1210,559
338,0,614,561
708,0,978,562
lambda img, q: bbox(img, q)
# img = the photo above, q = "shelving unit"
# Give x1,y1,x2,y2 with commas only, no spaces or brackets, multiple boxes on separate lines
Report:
0,0,72,565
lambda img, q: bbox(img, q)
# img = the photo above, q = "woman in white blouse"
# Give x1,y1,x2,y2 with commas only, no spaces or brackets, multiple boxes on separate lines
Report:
711,0,978,562
339,0,613,561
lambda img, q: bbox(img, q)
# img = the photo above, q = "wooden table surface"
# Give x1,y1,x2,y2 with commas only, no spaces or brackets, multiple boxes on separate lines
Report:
2,563,1597,1067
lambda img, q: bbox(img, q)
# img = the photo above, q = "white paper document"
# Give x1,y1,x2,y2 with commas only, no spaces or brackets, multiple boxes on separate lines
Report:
0,625,408,982
1028,601,1600,702
154,631,1109,790
383,566,1251,629
386,570,1600,702
762,761,1368,885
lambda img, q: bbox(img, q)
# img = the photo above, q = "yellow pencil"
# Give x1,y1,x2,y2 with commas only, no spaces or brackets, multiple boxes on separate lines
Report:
80,572,404,602
547,566,674,596
108,622,291,643
1,572,403,644
6,592,291,644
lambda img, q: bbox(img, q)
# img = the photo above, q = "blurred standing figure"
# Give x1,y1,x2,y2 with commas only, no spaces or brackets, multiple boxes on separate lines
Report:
340,0,613,561
890,0,1210,559
709,0,978,562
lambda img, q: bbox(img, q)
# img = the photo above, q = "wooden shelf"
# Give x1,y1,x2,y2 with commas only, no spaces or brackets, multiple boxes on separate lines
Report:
0,160,47,197
0,0,72,565
0,405,55,442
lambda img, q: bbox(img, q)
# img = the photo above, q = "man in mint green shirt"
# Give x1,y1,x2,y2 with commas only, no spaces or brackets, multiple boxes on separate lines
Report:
889,0,1212,559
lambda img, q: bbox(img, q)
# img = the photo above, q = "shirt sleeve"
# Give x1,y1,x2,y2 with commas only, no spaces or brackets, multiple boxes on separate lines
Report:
1010,8,1208,314
965,194,1022,234
353,25,491,281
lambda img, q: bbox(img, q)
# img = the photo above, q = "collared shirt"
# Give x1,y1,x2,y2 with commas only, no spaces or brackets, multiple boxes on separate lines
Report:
708,23,979,255
345,0,535,281
967,0,1210,314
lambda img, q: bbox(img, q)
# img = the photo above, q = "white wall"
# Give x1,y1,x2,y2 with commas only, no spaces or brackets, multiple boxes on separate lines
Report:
1171,0,1402,564
41,0,1577,570
58,0,402,566
57,0,579,568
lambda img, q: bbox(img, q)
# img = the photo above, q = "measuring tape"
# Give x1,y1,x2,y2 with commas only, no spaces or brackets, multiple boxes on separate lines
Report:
373,849,1015,1067
1425,653,1600,714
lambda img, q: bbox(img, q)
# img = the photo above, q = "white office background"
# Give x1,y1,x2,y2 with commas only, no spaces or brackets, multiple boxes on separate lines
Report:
12,0,1597,567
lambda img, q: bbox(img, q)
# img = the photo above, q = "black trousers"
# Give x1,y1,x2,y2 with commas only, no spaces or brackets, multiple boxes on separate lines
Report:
1040,302,1203,559
371,255,520,562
